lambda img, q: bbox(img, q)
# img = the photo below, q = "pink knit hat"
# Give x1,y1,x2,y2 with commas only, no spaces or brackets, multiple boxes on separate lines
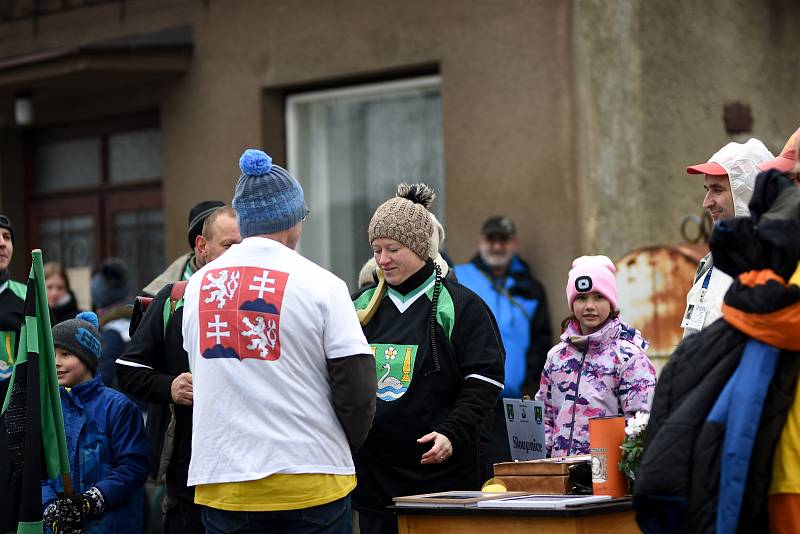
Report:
566,255,618,311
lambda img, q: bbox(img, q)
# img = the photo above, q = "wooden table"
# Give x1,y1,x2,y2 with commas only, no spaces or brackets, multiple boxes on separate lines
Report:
392,499,641,534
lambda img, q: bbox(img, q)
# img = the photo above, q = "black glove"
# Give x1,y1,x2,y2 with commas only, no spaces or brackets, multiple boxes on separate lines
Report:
75,486,106,519
43,497,83,534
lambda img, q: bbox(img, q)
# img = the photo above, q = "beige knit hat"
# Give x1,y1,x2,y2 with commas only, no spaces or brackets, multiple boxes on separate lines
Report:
368,183,435,259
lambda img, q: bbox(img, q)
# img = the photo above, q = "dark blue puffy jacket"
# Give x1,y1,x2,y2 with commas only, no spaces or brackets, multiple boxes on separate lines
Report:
41,377,149,534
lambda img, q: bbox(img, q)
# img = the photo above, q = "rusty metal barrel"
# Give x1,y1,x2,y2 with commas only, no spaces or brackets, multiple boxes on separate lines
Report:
616,245,707,374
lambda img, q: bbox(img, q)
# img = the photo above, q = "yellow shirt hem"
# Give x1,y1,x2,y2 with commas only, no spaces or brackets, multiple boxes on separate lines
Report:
769,481,800,496
194,474,356,512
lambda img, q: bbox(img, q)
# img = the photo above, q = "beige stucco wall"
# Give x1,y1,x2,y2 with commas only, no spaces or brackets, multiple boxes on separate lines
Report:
0,0,579,330
574,0,800,263
0,0,797,329
159,0,578,328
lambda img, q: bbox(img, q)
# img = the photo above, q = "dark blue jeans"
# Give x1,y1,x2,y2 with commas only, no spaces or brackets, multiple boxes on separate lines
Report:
201,495,351,534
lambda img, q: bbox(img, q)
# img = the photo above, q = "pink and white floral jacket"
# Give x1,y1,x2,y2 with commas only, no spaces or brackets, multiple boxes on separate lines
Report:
534,317,656,457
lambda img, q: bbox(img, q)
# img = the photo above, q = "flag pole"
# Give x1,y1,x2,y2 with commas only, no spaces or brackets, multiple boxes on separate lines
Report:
31,249,73,498
62,474,74,498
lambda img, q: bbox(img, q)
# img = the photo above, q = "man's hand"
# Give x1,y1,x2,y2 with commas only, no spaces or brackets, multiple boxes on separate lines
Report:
418,431,453,464
170,372,193,406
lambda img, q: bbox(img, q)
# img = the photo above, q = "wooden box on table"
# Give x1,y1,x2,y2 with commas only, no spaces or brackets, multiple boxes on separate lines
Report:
492,455,592,495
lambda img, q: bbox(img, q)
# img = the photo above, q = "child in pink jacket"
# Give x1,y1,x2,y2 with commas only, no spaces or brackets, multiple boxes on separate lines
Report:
535,255,656,457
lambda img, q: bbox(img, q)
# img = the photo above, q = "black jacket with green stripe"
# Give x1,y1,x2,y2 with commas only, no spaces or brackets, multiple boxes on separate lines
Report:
352,260,505,514
115,283,194,501
0,280,26,405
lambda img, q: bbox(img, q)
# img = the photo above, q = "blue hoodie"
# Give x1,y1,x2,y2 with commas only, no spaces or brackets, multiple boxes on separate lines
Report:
455,255,551,398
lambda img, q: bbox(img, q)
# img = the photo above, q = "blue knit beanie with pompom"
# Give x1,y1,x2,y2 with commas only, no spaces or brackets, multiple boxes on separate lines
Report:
51,311,102,375
232,149,308,237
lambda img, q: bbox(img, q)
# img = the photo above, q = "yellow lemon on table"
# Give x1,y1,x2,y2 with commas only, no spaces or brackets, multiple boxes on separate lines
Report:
481,478,507,493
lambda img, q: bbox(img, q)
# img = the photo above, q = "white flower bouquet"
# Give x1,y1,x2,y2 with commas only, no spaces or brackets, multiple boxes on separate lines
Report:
619,411,649,482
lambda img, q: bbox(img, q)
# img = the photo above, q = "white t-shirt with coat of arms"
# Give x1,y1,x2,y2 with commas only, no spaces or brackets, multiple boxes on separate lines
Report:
182,236,371,486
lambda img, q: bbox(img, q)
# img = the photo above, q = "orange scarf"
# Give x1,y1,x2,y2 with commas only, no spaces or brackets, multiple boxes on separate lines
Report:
722,267,800,351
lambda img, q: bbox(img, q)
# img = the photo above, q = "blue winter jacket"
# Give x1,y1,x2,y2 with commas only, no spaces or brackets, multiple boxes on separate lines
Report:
455,255,551,399
41,377,149,534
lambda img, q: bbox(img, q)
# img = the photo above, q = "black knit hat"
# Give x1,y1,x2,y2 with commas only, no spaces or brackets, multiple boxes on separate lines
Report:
52,311,102,374
187,200,225,249
0,213,14,242
90,258,130,309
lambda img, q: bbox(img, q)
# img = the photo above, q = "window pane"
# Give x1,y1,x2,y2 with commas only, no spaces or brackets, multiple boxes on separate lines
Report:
38,215,94,268
109,128,163,184
35,137,101,192
113,209,164,293
288,79,444,289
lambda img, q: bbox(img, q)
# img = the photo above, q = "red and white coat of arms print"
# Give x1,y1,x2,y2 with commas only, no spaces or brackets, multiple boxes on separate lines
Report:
199,266,289,361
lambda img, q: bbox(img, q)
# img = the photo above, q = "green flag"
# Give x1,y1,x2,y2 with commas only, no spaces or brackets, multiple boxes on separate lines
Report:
0,249,71,534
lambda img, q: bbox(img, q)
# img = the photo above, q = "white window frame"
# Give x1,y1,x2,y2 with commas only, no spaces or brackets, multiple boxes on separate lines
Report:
285,75,442,268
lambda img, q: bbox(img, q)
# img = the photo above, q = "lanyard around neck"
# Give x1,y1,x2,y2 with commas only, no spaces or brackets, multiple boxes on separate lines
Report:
699,266,713,303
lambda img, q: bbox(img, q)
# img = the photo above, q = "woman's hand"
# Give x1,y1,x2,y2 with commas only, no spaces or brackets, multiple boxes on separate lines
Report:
418,431,453,464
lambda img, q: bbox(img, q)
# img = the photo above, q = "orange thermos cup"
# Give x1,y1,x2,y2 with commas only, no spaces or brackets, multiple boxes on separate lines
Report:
589,416,627,498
